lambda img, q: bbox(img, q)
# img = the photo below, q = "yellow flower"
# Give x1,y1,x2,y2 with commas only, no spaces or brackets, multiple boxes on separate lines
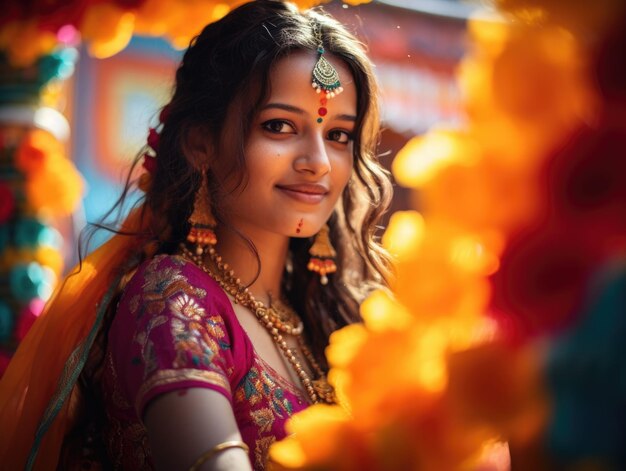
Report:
34,246,64,278
392,129,480,189
268,405,362,470
360,289,413,333
381,210,425,261
387,219,490,324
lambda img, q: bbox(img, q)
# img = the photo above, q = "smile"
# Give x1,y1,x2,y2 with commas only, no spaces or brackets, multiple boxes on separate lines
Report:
275,184,329,204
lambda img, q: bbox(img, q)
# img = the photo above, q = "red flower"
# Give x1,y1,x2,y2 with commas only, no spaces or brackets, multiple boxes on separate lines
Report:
0,183,15,223
142,153,156,174
490,223,599,340
544,120,626,247
593,9,626,102
159,104,171,124
146,127,160,151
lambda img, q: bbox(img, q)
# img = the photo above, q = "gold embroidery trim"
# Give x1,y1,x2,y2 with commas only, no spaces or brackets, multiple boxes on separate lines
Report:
136,368,231,414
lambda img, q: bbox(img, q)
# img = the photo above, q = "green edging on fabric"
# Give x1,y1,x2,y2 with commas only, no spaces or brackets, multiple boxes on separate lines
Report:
25,276,121,471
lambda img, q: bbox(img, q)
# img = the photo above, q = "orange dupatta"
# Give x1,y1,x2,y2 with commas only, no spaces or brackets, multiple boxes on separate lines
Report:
0,207,150,471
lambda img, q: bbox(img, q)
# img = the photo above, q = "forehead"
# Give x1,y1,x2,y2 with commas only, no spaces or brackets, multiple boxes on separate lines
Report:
266,50,357,111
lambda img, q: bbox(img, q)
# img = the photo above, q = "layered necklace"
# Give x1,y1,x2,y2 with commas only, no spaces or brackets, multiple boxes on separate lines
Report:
180,243,335,405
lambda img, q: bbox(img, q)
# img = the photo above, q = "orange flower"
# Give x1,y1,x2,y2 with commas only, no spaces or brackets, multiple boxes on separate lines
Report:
165,1,233,50
25,152,84,216
446,342,548,445
15,130,84,216
0,20,56,67
459,18,597,169
268,405,369,471
384,216,491,325
15,130,62,175
80,3,136,59
494,0,625,34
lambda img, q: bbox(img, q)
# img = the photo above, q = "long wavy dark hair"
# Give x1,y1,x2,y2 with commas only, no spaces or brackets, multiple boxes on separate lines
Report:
86,0,393,369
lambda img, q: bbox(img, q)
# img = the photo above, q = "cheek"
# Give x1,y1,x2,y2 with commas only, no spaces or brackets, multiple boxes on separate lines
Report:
333,156,354,190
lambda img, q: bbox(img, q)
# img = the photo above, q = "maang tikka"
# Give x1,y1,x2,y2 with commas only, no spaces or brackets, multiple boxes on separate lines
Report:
187,170,217,255
310,19,343,124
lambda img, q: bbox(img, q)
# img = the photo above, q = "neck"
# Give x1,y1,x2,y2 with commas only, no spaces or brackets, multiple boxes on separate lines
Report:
213,225,289,303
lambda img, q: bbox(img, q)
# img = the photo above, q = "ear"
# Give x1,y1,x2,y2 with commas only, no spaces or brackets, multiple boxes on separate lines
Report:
183,125,215,171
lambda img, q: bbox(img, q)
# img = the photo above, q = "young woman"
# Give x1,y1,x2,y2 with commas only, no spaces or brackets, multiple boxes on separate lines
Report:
0,1,392,469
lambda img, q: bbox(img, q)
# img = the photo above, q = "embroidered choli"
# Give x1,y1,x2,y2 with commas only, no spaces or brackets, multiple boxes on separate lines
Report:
101,254,309,470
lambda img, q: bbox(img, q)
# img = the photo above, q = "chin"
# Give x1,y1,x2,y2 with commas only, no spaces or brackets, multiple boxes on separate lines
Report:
292,229,317,238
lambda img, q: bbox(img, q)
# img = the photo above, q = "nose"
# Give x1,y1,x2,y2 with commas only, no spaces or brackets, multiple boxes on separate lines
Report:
294,132,331,177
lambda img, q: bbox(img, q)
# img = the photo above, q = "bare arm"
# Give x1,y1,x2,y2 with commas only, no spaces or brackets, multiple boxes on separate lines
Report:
144,388,253,471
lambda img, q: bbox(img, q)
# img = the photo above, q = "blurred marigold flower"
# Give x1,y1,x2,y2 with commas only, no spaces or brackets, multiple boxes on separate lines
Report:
80,3,136,59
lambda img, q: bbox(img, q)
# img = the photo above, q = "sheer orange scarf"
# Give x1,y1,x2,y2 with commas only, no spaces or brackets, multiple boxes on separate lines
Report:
0,207,150,471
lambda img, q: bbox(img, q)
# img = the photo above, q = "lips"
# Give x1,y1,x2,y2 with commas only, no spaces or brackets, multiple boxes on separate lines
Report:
275,183,329,204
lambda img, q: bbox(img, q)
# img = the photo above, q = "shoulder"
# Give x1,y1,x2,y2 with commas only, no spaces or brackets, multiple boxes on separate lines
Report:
107,254,254,406
123,253,233,319
112,253,248,352
108,255,253,417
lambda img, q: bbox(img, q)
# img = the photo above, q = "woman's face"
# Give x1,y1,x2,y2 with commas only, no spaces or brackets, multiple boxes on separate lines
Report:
216,50,357,239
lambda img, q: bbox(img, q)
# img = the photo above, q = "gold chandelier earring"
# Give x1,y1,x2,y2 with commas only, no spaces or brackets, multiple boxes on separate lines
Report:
307,223,337,285
187,170,217,256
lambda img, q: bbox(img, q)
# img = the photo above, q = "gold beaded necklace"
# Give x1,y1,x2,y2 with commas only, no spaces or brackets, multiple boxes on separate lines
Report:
180,243,335,404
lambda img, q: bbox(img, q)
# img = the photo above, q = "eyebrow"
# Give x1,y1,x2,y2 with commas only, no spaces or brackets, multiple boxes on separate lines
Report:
261,102,357,122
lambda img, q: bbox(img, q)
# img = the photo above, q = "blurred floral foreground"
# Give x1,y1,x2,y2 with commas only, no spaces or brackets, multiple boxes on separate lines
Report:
1,0,625,470
269,0,626,470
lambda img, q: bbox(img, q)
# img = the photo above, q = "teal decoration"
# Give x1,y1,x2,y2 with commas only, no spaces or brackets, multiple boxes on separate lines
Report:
14,218,62,249
9,262,46,302
546,260,626,469
39,48,78,83
0,301,13,343
0,47,78,105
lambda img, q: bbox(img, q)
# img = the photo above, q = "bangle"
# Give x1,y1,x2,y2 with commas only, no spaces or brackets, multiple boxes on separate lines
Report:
188,440,250,471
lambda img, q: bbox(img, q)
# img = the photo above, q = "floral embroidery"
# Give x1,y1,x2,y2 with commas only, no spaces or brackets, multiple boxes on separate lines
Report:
130,255,223,376
102,353,152,469
129,294,140,313
170,304,225,370
251,408,275,434
105,415,151,470
255,436,276,470
132,256,206,323
134,315,167,378
237,366,294,417
170,292,205,321
235,361,297,469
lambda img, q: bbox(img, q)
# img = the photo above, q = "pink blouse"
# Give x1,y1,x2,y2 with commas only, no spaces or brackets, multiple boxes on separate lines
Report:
100,254,309,470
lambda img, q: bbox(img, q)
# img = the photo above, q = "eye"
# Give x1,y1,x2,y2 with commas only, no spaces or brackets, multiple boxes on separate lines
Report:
327,129,353,144
261,119,296,134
